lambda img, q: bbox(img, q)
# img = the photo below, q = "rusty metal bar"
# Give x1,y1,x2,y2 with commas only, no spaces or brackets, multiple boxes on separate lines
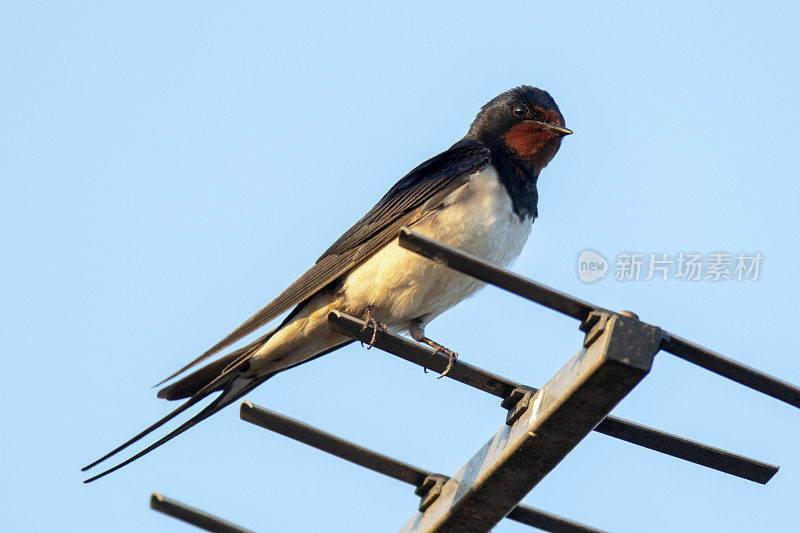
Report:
397,227,800,409
661,333,800,408
506,507,607,533
327,311,777,484
241,401,426,487
240,402,606,533
150,493,254,533
329,310,516,397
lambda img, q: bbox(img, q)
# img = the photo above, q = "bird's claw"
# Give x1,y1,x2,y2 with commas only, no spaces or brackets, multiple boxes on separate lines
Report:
422,339,458,378
360,308,387,349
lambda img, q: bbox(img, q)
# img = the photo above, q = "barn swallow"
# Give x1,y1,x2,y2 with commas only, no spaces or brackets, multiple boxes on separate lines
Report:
82,85,571,482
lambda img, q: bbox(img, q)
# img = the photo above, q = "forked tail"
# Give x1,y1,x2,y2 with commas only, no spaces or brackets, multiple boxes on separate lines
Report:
82,329,354,482
82,364,268,483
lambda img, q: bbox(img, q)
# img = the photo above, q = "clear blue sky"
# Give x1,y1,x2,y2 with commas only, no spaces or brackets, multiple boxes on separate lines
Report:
2,2,799,531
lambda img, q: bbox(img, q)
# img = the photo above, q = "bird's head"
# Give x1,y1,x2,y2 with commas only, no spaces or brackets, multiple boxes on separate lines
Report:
467,86,571,172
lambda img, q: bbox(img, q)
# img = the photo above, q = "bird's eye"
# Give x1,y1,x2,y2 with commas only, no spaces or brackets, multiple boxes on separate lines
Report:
512,104,529,117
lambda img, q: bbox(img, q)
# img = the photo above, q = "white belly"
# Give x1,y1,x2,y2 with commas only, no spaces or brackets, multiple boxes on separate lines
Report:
340,165,533,330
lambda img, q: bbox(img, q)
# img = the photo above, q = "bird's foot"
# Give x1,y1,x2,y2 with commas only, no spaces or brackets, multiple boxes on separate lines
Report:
421,338,458,378
360,307,387,349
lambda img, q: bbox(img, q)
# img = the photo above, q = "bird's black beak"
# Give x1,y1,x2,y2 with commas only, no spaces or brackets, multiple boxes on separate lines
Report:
528,120,573,136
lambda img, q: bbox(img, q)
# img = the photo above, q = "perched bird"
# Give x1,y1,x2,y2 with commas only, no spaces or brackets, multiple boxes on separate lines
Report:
82,85,571,482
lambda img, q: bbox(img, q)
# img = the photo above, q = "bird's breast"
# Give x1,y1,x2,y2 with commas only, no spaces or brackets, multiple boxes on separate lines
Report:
428,164,533,265
340,165,533,325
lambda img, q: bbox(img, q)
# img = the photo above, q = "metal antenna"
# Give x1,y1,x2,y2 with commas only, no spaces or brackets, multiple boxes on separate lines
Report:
327,311,777,484
397,227,800,409
148,229,799,532
240,402,607,533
